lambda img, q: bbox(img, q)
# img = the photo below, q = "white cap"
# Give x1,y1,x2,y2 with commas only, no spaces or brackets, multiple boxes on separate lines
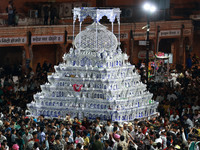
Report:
123,122,128,125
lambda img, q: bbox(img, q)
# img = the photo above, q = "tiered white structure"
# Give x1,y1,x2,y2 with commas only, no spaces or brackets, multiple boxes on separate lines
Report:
27,7,158,122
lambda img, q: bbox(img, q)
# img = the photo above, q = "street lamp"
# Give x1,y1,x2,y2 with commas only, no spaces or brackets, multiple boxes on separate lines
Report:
143,2,156,85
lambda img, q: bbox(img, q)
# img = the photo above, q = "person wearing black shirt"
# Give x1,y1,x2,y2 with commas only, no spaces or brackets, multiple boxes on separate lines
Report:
43,5,49,25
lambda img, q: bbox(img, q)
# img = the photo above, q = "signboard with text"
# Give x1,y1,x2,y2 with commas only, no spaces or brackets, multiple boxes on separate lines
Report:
114,33,128,40
134,32,155,39
159,30,181,37
139,41,147,46
67,36,73,41
31,35,63,44
0,37,27,45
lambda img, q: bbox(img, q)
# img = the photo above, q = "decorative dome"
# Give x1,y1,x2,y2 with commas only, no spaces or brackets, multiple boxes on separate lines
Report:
74,22,118,52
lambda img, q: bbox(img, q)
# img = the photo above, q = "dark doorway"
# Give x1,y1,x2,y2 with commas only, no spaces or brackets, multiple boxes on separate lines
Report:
32,45,58,72
159,38,175,53
0,46,23,75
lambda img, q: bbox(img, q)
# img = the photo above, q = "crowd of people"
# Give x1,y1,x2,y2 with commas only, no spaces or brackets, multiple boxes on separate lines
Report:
0,60,200,150
6,0,57,26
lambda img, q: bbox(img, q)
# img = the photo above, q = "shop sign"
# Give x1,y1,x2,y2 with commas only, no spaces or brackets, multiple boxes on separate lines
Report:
31,35,63,43
139,41,147,45
0,37,27,45
134,32,155,38
114,33,128,39
159,30,181,37
67,36,73,41
190,14,200,20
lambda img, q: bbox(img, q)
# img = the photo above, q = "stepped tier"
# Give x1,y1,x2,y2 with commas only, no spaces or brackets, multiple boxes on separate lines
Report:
27,10,158,122
27,52,159,121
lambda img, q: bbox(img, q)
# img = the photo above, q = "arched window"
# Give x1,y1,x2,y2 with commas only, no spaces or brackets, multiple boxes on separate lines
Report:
43,110,46,116
52,92,55,97
100,114,103,120
54,111,57,117
73,61,76,66
90,104,93,108
129,114,132,120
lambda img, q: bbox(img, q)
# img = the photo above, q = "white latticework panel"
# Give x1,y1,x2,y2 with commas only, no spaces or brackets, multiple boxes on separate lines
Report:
74,22,118,52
